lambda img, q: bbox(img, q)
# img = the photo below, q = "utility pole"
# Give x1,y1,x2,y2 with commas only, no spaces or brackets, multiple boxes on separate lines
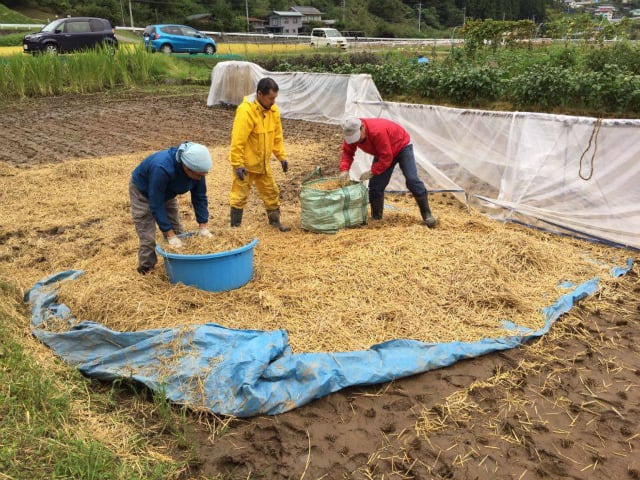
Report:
128,0,134,28
418,2,422,32
245,0,249,33
119,0,126,27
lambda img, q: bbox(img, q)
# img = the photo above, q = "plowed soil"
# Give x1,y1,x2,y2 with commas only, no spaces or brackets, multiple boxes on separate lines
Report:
0,88,340,170
2,87,639,480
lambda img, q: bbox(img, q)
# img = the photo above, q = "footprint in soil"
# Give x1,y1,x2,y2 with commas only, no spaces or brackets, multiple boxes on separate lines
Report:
382,395,414,412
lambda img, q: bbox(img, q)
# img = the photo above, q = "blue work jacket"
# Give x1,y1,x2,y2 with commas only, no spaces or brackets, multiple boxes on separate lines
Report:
131,146,208,232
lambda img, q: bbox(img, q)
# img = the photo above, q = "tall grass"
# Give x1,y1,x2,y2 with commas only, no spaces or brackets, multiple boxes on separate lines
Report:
0,45,170,99
0,279,188,479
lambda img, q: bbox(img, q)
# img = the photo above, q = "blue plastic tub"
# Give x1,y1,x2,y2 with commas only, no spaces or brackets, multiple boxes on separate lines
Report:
156,238,258,292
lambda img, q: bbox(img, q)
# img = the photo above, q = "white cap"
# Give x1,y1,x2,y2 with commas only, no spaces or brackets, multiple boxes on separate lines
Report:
341,116,362,144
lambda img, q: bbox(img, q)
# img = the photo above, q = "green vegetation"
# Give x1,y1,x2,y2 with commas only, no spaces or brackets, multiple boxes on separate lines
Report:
0,280,191,479
2,0,558,37
0,9,638,478
3,13,640,117
0,45,177,98
4,1,640,40
0,2,35,23
250,33,640,116
0,30,31,46
3,31,640,117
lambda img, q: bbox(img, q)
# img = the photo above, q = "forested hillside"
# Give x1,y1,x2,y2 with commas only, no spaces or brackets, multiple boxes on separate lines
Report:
5,0,640,36
3,0,567,36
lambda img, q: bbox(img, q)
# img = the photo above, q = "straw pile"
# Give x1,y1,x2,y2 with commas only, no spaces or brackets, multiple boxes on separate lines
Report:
307,179,346,191
0,143,634,354
163,228,253,255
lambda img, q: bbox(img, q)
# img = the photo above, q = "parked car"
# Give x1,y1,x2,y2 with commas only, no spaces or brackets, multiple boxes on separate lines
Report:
143,25,216,55
23,17,118,55
310,28,348,49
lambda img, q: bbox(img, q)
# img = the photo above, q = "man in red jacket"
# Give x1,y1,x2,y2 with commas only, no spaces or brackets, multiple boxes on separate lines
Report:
339,116,437,228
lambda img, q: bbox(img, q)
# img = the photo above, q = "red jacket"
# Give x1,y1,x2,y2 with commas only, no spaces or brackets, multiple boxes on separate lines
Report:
340,118,411,175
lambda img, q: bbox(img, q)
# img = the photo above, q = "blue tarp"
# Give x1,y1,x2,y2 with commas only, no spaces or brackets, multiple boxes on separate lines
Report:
26,259,633,417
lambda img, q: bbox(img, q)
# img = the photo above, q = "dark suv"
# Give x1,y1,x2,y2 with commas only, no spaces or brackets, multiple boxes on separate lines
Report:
23,17,118,55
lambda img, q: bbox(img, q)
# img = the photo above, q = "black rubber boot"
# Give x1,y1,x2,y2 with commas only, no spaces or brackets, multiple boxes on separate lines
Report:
414,194,437,228
136,266,152,275
230,207,243,227
370,196,384,220
267,209,291,232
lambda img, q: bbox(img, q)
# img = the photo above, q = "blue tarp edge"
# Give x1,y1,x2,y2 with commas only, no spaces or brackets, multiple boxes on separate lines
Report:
26,259,633,417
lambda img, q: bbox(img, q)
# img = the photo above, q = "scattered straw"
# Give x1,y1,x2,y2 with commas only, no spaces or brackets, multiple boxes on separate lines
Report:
0,142,635,354
306,179,346,191
300,430,312,480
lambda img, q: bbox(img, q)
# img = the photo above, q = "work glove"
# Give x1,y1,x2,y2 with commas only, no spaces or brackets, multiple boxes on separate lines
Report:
339,170,350,186
235,167,247,180
167,235,183,248
198,227,213,238
359,170,373,181
280,160,288,173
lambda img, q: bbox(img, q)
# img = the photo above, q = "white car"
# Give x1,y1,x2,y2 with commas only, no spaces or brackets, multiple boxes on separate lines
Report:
310,28,348,49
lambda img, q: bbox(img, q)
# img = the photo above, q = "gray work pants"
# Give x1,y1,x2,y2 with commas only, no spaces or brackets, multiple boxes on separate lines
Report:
129,180,183,270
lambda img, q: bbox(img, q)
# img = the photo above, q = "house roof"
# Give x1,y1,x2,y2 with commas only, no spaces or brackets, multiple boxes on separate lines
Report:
270,11,303,17
290,6,324,15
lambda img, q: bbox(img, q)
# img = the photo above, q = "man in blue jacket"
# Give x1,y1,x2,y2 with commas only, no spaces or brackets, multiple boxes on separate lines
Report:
129,141,213,275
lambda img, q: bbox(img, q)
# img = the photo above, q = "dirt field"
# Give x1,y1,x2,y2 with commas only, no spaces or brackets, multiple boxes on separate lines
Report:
2,87,639,480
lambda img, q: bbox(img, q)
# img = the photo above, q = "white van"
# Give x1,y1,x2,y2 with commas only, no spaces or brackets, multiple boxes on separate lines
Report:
310,28,348,49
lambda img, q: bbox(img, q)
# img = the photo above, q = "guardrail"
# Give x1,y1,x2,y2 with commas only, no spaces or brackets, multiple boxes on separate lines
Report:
0,23,46,30
1,23,462,46
2,23,634,46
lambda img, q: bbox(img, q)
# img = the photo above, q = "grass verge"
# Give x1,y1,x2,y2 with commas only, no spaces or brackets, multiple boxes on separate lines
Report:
0,278,194,479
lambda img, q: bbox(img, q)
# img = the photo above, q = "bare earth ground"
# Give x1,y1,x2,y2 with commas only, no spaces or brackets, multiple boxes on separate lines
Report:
2,88,639,480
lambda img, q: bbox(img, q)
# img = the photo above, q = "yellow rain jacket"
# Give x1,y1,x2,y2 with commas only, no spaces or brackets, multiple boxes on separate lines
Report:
229,96,286,174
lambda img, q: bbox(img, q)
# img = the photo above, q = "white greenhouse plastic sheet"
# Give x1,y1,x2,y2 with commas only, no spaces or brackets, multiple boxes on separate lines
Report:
207,60,382,123
26,262,632,417
208,61,640,249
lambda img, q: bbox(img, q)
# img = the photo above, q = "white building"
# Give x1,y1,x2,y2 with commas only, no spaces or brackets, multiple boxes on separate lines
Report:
267,11,303,35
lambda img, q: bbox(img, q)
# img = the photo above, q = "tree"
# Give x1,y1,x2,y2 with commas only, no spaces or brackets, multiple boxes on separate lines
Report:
465,0,549,22
368,0,413,24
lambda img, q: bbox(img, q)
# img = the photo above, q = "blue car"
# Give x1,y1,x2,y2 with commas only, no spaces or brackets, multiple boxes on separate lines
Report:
142,24,216,55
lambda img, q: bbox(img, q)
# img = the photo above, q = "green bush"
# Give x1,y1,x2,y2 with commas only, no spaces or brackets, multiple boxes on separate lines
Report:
258,46,640,115
508,65,576,109
583,42,640,74
5,41,639,115
364,63,415,96
578,66,640,112
547,46,580,70
0,32,34,47
256,51,383,72
410,64,504,105
442,65,504,104
409,64,447,99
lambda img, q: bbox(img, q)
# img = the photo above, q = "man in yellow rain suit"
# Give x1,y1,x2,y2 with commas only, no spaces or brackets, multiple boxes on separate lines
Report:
229,77,290,232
